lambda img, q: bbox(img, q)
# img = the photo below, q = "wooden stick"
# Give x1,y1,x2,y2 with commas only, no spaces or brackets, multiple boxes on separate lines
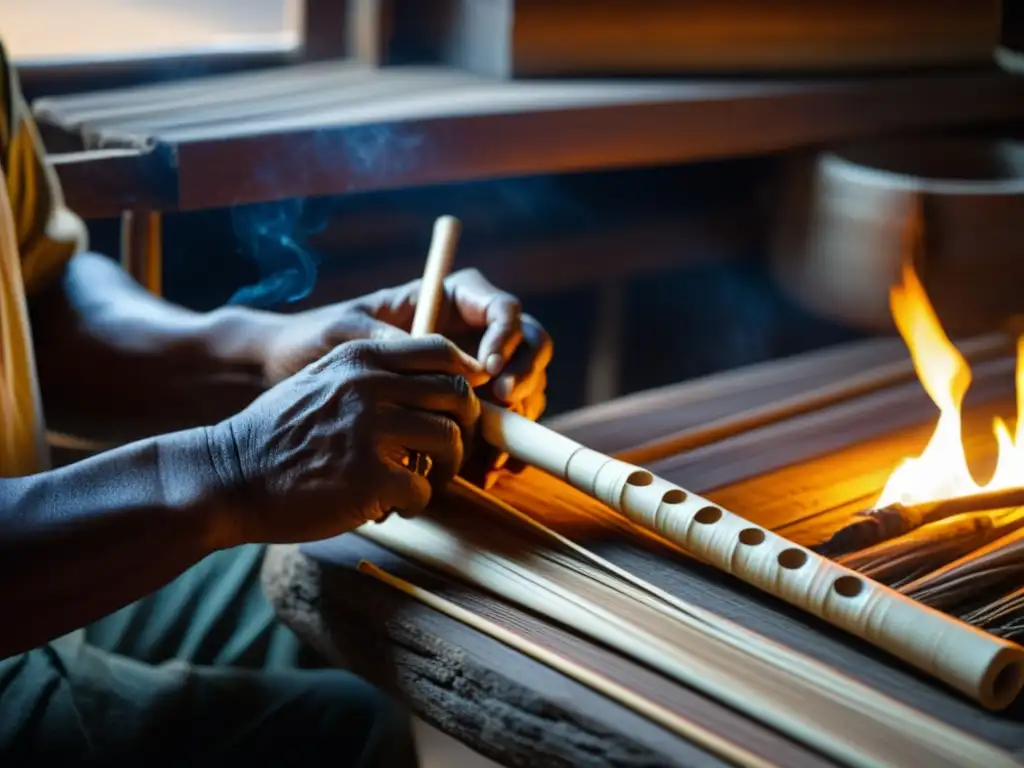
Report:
816,488,1024,556
475,402,1024,710
357,559,777,768
410,215,461,337
898,488,1024,521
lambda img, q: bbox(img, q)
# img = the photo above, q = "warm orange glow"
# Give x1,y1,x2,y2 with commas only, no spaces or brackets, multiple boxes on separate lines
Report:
877,264,1024,507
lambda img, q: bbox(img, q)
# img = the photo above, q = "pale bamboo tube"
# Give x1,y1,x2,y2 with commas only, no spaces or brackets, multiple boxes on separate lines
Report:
410,215,461,337
357,560,776,768
476,402,1024,710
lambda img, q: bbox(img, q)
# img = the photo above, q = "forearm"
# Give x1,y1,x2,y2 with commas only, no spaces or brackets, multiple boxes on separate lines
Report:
0,427,237,657
31,252,281,442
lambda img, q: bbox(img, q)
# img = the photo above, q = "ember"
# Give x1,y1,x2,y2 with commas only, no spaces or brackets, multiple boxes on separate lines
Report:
878,262,1024,509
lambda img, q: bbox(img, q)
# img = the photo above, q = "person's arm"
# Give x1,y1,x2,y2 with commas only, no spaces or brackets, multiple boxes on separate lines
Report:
0,426,236,657
0,335,484,659
31,252,283,443
0,42,282,444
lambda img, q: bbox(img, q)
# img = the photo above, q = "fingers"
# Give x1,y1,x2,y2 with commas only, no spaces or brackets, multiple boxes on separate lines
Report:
367,335,489,381
374,462,432,521
380,408,466,478
444,269,525,373
372,371,481,437
521,387,548,422
492,314,552,403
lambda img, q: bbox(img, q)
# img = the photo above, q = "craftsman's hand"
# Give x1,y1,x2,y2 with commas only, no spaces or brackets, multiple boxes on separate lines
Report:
261,269,551,422
206,336,486,544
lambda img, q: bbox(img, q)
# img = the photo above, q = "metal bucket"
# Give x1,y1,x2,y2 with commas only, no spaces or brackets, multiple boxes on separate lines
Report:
772,137,1024,335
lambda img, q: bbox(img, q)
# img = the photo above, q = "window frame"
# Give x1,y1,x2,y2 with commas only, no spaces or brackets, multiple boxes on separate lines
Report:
14,0,347,95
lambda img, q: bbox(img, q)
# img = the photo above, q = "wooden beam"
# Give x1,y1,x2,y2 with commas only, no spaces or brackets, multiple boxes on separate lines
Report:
48,148,177,220
302,0,349,61
120,210,163,295
170,70,1024,211
290,207,755,311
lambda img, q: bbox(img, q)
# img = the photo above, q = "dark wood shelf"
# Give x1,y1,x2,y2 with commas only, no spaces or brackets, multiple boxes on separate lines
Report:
39,62,1024,218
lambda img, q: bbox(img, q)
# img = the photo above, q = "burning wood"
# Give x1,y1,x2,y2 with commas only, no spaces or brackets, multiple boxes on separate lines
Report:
816,261,1024,556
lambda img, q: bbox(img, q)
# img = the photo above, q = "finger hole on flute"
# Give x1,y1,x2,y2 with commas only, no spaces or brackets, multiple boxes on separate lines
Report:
739,528,766,546
694,506,723,525
625,469,654,487
778,548,809,570
833,575,864,598
661,488,687,505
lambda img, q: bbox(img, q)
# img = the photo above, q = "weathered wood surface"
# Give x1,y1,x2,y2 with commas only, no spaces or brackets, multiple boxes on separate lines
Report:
268,338,1024,765
264,541,826,768
36,62,1024,211
385,0,1001,78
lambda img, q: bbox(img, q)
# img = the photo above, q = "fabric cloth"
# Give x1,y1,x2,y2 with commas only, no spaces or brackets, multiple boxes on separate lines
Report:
0,41,87,478
1,544,417,767
0,42,416,766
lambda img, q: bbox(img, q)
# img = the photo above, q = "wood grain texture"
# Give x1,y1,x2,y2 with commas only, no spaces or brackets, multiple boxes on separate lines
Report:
386,0,1001,78
548,333,1010,462
33,62,1024,212
48,147,177,219
264,541,825,768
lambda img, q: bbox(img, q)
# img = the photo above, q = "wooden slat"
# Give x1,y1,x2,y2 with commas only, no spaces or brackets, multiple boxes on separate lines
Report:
271,539,832,768
302,0,349,62
48,148,177,219
388,0,1001,79
549,335,912,454
651,356,1015,498
34,63,1024,213
291,206,757,310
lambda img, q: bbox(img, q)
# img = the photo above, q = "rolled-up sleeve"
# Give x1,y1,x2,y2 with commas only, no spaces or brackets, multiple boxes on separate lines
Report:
0,42,87,296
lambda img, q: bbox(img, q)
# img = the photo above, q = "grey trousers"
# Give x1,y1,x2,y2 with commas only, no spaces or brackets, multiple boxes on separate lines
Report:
0,544,418,767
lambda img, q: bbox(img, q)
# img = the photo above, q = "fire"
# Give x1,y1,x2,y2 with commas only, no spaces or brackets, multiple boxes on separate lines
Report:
876,264,1024,507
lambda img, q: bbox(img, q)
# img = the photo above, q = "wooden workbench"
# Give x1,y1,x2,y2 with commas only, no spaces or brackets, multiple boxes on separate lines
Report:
264,335,1024,766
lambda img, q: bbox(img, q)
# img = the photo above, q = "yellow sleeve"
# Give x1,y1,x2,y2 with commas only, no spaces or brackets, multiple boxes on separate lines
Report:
0,42,87,296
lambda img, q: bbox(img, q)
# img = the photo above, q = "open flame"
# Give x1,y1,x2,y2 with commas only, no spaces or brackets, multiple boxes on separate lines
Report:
876,263,1024,507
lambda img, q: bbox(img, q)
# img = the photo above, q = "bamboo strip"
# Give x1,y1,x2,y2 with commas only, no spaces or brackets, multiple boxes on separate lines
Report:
358,510,1017,768
358,560,777,768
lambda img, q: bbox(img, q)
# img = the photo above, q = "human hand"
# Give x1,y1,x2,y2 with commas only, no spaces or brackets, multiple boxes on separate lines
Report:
261,269,551,422
205,335,486,544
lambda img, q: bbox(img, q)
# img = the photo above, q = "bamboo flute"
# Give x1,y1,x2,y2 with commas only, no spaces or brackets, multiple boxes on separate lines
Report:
477,403,1024,709
406,213,1024,709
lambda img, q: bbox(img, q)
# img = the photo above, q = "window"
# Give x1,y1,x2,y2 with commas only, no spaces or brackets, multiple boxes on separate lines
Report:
0,0,301,63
